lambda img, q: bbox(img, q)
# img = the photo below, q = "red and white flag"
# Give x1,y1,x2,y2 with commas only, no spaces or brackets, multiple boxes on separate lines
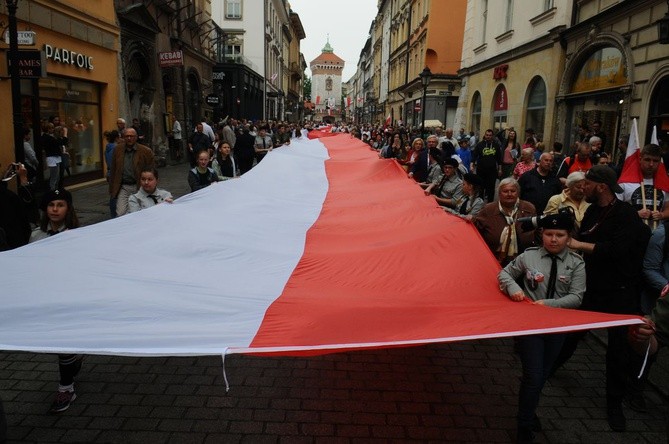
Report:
0,135,641,357
618,118,669,191
384,114,391,128
315,95,321,105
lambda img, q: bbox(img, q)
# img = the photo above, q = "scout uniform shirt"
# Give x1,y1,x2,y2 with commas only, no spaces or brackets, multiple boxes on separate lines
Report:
498,246,585,309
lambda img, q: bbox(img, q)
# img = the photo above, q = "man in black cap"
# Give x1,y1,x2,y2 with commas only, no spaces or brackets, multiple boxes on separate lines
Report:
555,165,651,432
499,211,584,444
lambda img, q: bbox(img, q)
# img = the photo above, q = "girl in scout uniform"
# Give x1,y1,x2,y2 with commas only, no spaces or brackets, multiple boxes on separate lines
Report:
498,211,585,443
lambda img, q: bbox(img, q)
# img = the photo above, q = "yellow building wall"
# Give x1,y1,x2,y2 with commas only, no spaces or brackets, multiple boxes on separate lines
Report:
463,44,564,144
0,1,119,178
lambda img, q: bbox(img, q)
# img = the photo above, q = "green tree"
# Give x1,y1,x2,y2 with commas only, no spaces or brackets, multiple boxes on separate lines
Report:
303,76,311,101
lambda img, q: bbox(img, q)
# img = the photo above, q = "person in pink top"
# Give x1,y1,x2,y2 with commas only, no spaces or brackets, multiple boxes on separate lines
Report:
502,129,521,178
513,148,536,179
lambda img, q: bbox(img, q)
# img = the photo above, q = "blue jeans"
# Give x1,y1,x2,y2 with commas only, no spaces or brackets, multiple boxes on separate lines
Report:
517,333,566,428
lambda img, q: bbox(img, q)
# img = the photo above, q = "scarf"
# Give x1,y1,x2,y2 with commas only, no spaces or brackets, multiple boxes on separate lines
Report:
497,200,519,261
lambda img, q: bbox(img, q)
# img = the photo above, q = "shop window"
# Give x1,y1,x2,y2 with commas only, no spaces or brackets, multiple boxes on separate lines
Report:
525,77,546,139
37,77,101,176
471,91,482,134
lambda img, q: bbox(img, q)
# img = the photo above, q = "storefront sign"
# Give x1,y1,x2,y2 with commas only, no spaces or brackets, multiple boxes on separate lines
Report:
206,94,220,106
572,47,626,93
493,64,509,80
3,30,36,45
159,50,183,68
44,44,94,70
494,85,508,111
8,50,45,78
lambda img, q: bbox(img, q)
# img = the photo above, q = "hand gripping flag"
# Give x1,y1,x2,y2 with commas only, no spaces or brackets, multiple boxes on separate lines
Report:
0,135,641,357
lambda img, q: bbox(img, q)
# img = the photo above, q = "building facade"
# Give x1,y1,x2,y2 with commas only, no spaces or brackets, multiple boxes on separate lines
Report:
556,0,669,158
387,0,411,126
0,0,120,186
211,0,266,121
401,0,466,130
457,1,571,147
310,40,345,123
115,0,215,155
287,9,306,122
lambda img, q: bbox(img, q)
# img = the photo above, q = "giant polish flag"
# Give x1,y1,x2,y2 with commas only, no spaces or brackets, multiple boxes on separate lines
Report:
0,135,641,357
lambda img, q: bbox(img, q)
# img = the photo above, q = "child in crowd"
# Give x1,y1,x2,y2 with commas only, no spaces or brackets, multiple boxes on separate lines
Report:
497,211,584,444
188,151,219,192
128,167,173,212
211,142,238,181
30,189,84,413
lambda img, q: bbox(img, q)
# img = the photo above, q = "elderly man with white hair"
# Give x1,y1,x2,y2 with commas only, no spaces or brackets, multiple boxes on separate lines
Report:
589,135,603,162
543,171,590,230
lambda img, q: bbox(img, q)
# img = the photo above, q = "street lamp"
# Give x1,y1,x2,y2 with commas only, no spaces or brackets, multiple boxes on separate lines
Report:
419,66,432,139
6,0,24,164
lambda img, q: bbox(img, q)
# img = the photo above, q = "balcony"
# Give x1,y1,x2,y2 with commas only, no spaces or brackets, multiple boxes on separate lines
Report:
223,54,251,66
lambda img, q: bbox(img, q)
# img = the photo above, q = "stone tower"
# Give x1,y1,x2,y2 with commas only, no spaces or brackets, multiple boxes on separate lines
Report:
310,39,345,122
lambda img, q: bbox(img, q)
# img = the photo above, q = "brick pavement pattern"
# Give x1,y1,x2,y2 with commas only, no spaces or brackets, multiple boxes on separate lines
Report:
1,337,666,443
2,161,667,442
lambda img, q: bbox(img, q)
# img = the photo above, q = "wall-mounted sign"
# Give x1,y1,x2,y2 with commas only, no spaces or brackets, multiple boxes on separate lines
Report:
206,94,221,106
44,44,93,70
212,72,225,80
494,85,508,111
159,50,183,68
493,64,509,80
3,30,36,45
8,50,45,78
571,47,627,93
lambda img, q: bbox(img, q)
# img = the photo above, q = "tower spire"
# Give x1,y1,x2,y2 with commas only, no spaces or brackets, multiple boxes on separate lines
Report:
322,35,333,53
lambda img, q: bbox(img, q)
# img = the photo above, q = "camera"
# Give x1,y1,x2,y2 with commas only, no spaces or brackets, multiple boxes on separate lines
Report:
2,163,21,182
518,207,575,231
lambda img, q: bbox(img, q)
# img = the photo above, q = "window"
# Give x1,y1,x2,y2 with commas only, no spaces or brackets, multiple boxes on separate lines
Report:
471,91,482,134
36,77,101,176
505,0,514,32
525,77,547,137
225,44,242,62
225,0,241,19
493,85,508,132
544,0,554,11
481,0,488,44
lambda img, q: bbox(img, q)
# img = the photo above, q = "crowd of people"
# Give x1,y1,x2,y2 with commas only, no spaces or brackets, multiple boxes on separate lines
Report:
353,121,667,442
1,115,669,443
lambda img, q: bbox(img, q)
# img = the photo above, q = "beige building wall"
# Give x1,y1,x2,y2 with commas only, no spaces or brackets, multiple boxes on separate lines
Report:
464,43,565,143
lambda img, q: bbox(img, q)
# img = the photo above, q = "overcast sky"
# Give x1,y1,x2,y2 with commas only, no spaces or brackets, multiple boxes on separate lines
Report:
288,0,379,82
